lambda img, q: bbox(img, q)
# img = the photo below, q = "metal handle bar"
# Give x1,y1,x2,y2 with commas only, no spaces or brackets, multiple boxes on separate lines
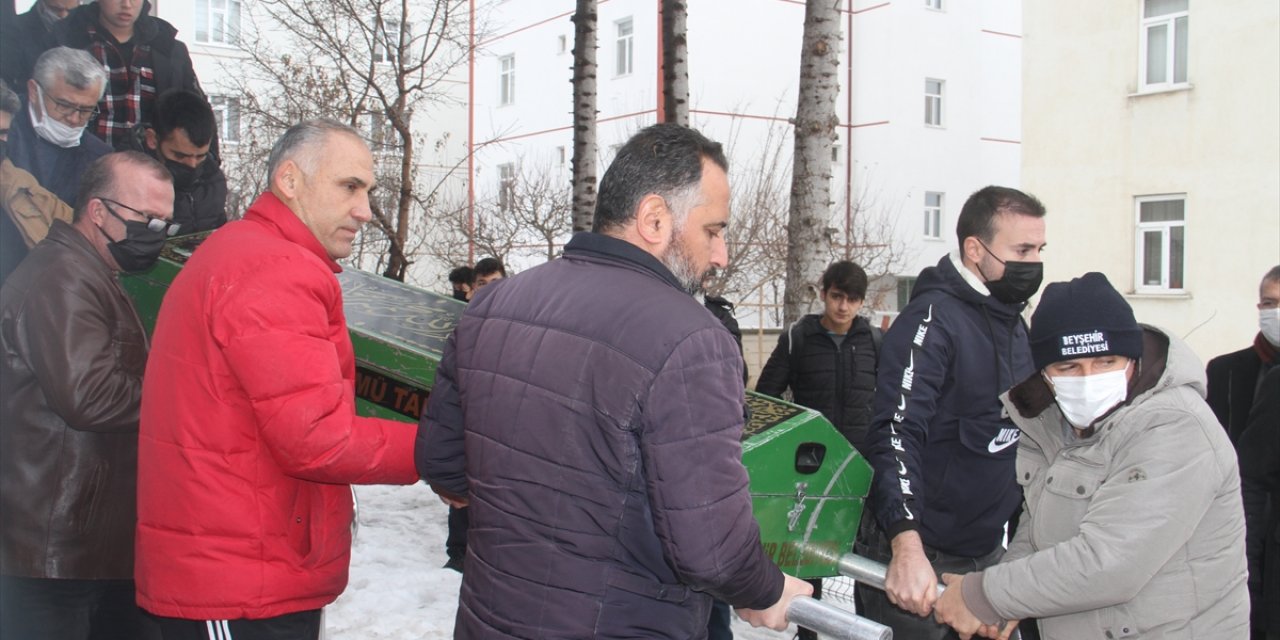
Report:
785,595,892,640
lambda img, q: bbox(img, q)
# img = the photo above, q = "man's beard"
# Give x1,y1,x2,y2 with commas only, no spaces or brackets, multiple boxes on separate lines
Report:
660,232,710,297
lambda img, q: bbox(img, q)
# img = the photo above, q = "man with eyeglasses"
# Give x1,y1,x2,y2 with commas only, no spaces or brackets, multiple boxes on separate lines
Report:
2,46,110,285
0,150,174,640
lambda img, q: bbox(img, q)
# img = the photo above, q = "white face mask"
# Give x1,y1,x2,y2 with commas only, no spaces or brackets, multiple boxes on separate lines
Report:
29,84,86,148
1047,364,1131,429
1262,308,1280,347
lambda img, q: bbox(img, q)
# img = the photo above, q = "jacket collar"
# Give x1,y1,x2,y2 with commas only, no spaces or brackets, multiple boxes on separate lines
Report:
45,219,114,274
243,192,342,274
562,231,684,292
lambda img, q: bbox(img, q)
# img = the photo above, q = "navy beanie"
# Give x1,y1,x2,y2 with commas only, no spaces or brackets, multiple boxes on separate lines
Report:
1029,272,1143,370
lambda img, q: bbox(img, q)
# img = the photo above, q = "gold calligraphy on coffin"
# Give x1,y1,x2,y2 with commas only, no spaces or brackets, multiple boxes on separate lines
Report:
338,270,462,355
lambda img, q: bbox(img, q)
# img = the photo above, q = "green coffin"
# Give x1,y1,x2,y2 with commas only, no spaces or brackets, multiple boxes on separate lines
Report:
123,234,872,579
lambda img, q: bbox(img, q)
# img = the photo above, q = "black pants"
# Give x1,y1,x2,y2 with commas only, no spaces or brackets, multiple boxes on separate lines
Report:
854,522,1003,640
0,575,152,640
148,609,322,640
446,505,469,561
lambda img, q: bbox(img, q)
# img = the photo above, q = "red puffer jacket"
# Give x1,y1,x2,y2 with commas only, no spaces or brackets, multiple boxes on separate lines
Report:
135,192,418,620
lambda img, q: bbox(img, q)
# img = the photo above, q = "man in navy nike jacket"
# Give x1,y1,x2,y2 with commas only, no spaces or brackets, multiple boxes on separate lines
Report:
856,186,1047,639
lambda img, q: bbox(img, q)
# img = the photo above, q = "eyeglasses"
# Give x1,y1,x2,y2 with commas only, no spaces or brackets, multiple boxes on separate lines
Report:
37,82,100,119
98,198,181,237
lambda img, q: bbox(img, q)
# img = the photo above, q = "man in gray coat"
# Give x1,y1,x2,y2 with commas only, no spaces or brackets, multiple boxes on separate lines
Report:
933,272,1249,640
417,123,810,638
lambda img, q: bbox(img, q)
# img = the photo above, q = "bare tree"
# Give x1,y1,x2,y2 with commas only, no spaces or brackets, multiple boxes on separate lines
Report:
570,0,599,232
660,0,689,125
218,0,471,282
782,0,842,324
421,162,572,271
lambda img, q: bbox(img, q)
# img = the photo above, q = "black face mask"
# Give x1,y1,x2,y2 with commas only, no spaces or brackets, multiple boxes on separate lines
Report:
451,289,470,302
98,203,169,273
977,240,1044,304
164,158,199,191
0,139,8,163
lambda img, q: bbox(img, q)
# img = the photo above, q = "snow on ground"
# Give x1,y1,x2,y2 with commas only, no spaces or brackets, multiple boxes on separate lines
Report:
325,483,860,639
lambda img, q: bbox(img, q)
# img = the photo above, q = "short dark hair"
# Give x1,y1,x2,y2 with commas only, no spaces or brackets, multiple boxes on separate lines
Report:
474,257,506,278
152,89,217,148
1263,265,1280,292
448,265,475,286
821,260,868,300
74,151,172,222
955,186,1046,251
592,123,728,234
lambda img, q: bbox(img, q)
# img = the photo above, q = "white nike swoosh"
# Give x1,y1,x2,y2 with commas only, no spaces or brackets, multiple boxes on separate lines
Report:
923,304,933,323
987,438,1019,454
898,461,907,475
897,395,907,411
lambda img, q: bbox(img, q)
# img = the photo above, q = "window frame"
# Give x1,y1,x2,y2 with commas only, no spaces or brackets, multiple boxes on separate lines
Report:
923,191,944,239
499,55,516,106
925,0,944,10
194,0,242,46
210,95,241,144
498,163,516,212
615,17,634,77
373,18,404,65
1139,0,1189,91
1134,194,1187,293
924,78,944,127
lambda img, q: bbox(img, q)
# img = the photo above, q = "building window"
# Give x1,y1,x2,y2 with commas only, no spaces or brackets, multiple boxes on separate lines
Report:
374,19,403,64
616,18,634,76
557,146,566,166
499,55,515,106
195,0,241,45
558,34,568,54
831,145,842,164
498,163,516,212
924,78,944,127
925,0,943,10
365,110,396,152
210,95,240,144
923,191,943,239
1141,0,1188,88
896,276,918,310
1135,195,1186,291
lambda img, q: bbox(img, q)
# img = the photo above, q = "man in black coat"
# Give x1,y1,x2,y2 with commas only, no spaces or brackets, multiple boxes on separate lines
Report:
0,0,78,90
130,89,228,234
56,0,203,150
1207,265,1280,444
757,260,880,453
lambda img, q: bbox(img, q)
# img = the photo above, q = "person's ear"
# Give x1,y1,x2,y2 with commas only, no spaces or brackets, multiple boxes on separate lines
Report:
633,194,670,247
962,236,983,265
273,160,300,200
144,128,158,151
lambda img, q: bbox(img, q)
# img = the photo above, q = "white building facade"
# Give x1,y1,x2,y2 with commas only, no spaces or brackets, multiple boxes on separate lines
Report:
471,0,1023,323
1022,0,1280,361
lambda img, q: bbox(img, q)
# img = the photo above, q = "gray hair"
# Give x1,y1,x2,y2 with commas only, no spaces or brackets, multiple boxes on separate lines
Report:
266,118,364,184
1263,265,1280,291
33,47,108,99
0,80,19,115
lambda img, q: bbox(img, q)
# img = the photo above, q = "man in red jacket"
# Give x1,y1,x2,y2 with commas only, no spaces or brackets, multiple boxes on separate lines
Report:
135,119,419,640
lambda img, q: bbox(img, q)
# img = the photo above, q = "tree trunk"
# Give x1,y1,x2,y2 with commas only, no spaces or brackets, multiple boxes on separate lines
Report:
783,0,842,326
660,0,689,125
571,0,598,232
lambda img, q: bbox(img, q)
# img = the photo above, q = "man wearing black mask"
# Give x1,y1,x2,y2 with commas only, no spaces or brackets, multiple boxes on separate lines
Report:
0,151,175,639
856,185,1047,639
132,88,227,234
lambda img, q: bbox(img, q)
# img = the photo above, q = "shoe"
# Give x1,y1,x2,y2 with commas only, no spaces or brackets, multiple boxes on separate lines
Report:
443,557,464,574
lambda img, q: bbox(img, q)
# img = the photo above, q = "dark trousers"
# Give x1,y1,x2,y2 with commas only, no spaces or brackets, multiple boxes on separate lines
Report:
854,523,1003,640
0,575,152,640
446,505,469,561
706,599,733,640
148,609,322,640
